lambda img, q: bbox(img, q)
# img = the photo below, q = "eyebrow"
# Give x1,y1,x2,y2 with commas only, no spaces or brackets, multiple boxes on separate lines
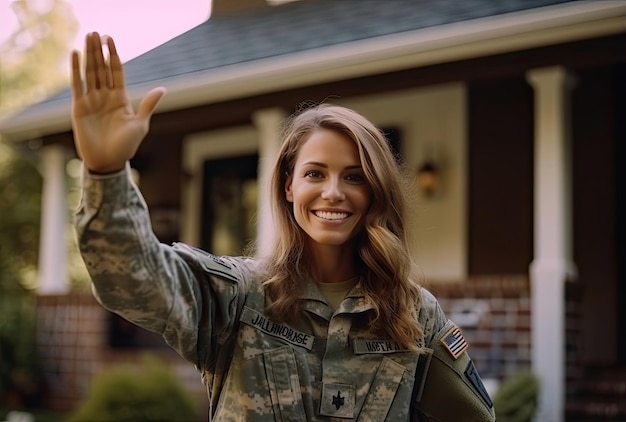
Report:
301,161,363,170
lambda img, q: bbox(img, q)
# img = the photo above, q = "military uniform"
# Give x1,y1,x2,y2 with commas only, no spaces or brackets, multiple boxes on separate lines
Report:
75,165,495,421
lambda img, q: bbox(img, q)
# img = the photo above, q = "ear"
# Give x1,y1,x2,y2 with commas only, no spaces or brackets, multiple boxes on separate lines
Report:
285,174,294,203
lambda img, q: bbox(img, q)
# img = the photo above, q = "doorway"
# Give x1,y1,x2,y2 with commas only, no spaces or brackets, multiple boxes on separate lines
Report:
201,154,258,256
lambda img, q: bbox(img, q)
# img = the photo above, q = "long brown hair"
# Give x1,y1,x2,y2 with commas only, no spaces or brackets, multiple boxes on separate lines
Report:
264,103,424,351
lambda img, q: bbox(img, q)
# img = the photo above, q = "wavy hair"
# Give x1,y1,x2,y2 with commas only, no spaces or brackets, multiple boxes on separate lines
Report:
264,103,424,351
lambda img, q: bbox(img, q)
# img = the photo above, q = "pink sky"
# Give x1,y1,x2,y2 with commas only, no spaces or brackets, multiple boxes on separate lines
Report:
1,0,212,62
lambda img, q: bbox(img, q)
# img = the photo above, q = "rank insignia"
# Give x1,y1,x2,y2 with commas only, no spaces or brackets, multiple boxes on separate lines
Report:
319,383,355,418
440,325,469,360
332,391,345,410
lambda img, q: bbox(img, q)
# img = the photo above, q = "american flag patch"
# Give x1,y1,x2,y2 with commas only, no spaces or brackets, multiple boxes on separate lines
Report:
440,325,469,360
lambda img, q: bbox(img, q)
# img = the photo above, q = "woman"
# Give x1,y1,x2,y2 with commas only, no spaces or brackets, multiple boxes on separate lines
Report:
72,32,495,421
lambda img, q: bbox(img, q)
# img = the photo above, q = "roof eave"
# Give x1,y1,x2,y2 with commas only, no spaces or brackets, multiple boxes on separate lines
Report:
2,0,625,144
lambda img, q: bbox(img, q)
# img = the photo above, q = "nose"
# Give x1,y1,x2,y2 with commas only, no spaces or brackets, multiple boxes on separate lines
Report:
321,177,345,202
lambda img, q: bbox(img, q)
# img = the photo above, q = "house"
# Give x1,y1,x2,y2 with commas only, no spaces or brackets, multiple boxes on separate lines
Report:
1,0,625,419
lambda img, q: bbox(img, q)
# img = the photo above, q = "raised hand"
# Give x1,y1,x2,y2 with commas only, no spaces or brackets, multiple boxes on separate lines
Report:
70,32,166,173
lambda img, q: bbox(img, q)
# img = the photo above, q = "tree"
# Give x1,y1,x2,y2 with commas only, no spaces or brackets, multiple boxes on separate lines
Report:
0,145,43,408
0,0,79,409
1,0,79,111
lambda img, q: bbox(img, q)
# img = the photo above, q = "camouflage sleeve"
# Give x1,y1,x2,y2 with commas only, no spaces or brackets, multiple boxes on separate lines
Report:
74,163,244,366
417,289,449,348
414,291,496,421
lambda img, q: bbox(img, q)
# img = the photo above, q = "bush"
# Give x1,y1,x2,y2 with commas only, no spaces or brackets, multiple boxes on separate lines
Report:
0,294,44,408
68,356,200,422
492,369,540,422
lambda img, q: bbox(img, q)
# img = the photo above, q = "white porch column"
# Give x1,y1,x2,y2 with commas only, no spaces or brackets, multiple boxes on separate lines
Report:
37,144,69,294
252,108,286,258
526,66,577,422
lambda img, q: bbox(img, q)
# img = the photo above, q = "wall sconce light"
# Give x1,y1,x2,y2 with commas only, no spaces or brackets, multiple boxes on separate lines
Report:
416,161,439,198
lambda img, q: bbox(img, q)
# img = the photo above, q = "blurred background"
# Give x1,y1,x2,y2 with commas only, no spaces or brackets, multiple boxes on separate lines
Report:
1,0,625,421
0,1,211,420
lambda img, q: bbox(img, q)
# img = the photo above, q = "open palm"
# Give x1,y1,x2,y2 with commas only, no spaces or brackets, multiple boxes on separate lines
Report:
71,32,165,173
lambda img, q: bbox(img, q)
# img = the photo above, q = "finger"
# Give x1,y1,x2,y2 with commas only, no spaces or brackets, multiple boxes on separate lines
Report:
136,87,167,120
84,33,97,92
70,50,83,99
103,37,113,89
92,32,107,89
106,36,125,89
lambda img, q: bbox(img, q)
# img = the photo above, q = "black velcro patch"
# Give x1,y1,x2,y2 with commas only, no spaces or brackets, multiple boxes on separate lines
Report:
464,360,493,408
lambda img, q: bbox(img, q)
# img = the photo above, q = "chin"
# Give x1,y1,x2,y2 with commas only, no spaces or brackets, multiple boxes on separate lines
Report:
309,235,356,248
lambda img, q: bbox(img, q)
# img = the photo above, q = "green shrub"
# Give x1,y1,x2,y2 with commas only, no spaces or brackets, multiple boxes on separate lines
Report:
493,369,540,422
68,355,200,422
0,294,44,408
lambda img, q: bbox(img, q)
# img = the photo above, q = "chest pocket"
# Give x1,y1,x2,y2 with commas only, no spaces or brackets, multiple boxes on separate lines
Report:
350,339,420,421
237,306,310,421
357,357,414,421
264,346,307,421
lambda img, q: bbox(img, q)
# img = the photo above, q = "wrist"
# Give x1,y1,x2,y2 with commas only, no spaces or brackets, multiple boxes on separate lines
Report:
85,163,127,175
84,162,127,175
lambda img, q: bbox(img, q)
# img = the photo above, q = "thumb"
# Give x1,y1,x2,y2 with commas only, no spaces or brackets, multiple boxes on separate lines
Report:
136,87,167,120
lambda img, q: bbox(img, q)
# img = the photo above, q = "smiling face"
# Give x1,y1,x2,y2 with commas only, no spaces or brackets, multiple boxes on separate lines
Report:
285,128,371,255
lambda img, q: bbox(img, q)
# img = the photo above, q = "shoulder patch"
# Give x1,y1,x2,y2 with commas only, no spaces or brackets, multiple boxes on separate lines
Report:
172,242,240,283
199,254,240,283
439,325,469,360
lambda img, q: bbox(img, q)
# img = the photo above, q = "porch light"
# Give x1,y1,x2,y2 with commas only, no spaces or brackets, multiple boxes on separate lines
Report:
416,161,439,198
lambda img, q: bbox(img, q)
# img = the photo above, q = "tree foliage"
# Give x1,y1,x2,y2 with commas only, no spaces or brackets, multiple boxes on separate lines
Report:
1,0,79,112
0,0,80,290
0,0,79,408
0,145,42,292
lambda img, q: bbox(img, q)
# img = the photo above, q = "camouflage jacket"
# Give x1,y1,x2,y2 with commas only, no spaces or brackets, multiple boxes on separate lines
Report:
75,165,495,421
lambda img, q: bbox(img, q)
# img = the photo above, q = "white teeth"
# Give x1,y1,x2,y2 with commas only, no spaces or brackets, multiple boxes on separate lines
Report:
315,211,348,220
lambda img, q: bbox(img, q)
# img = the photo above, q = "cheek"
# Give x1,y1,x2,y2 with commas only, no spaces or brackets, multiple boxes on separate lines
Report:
289,181,315,206
356,187,373,209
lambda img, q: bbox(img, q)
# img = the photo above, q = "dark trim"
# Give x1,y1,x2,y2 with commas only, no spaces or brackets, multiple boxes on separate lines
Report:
615,64,626,364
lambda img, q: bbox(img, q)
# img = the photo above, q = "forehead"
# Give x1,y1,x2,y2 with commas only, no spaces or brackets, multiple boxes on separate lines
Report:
295,129,360,166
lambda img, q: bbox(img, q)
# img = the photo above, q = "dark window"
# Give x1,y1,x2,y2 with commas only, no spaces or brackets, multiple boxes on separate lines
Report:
201,154,258,255
108,313,169,350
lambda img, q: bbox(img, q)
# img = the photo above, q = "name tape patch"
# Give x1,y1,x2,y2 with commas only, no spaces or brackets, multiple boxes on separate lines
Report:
353,339,408,354
241,307,314,350
440,325,469,360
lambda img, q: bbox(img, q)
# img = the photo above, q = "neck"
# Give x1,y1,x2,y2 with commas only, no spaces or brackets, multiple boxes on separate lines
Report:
306,242,357,283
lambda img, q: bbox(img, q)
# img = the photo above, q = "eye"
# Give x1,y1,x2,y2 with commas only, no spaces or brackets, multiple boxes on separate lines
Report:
345,173,366,184
304,170,324,179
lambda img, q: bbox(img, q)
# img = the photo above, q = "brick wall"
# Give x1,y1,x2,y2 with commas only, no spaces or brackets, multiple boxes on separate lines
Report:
426,275,584,390
35,293,206,414
565,281,585,397
36,294,105,411
426,276,532,381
